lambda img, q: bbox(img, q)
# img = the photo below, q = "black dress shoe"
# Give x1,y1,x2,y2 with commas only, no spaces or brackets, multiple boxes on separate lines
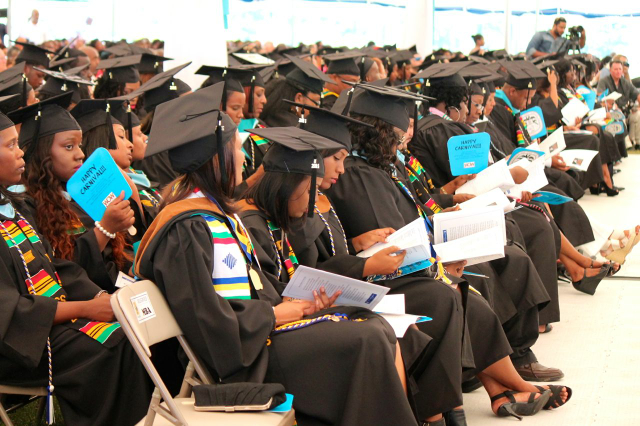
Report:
444,409,467,426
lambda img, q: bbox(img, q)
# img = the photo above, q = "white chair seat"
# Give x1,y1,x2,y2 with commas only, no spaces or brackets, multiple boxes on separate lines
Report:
135,397,295,426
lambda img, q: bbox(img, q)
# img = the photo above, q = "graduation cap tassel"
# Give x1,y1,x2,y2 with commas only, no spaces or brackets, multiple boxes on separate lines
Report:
25,108,42,162
217,115,227,186
341,88,355,116
413,102,419,140
21,74,28,108
481,87,488,120
126,103,133,143
104,103,118,150
248,75,256,116
307,152,319,218
221,69,228,111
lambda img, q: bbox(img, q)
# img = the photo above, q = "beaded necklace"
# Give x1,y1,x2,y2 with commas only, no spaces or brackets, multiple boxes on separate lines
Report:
314,191,349,257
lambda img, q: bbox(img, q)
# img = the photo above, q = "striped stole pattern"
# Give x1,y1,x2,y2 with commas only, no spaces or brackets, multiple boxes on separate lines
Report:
201,214,252,300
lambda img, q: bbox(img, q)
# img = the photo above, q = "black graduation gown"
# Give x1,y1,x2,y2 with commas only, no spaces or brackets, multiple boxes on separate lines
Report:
490,98,595,247
131,151,178,190
262,109,300,128
0,201,151,426
326,156,513,377
137,199,418,426
242,123,271,179
531,93,604,189
320,92,339,110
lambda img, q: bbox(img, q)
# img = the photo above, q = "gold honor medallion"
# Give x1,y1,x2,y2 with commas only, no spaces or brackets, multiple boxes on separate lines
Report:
249,268,264,290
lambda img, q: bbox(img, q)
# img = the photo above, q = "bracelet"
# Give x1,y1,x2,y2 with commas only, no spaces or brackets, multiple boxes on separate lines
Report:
440,187,447,194
94,290,108,299
95,221,116,239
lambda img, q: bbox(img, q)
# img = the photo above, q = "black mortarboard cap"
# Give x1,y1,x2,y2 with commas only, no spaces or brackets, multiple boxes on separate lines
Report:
195,65,250,94
232,52,275,66
284,54,333,94
97,54,142,83
110,98,141,143
324,51,362,76
393,50,414,66
254,125,343,217
70,99,125,150
138,53,172,74
502,61,546,90
9,92,79,162
147,82,237,175
536,59,560,72
131,62,191,110
468,55,491,64
414,61,471,88
48,57,76,72
344,83,425,131
36,67,94,104
105,42,150,57
0,95,19,130
15,41,53,68
259,64,278,84
0,63,31,109
358,56,375,81
283,100,373,151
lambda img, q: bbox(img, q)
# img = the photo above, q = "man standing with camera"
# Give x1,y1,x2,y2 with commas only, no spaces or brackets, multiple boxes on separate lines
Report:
526,17,586,58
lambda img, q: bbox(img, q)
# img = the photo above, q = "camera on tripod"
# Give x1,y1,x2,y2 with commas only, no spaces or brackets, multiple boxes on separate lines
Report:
567,26,584,40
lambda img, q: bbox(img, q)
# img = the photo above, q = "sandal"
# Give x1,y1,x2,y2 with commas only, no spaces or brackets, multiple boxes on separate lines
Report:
572,264,611,295
540,324,553,334
534,385,572,410
490,389,551,420
421,417,446,426
606,232,639,265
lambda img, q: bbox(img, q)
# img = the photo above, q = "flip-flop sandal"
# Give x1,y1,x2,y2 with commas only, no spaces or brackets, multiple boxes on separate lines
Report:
606,233,639,265
490,389,551,420
573,264,611,295
535,385,572,410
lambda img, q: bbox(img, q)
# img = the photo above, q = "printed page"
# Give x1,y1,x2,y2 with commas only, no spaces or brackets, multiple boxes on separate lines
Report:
539,127,566,160
378,313,432,338
282,266,389,309
357,218,432,268
432,206,506,245
560,149,599,172
459,188,515,213
433,227,505,266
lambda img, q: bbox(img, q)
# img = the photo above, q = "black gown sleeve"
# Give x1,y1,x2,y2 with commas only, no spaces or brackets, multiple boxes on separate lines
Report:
149,216,276,382
489,102,517,146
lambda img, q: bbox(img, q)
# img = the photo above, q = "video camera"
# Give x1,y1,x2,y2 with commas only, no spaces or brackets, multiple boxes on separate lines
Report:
567,26,584,40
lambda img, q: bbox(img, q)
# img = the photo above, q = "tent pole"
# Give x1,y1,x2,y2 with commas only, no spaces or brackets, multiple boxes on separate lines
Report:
504,0,511,51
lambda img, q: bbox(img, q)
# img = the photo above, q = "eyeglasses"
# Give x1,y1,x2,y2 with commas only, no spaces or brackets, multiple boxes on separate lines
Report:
622,62,630,67
472,102,485,112
302,93,321,107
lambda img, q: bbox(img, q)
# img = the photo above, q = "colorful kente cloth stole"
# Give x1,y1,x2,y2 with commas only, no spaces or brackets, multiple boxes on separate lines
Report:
402,154,443,215
198,214,252,300
321,90,339,99
266,220,298,280
503,104,530,146
0,215,121,345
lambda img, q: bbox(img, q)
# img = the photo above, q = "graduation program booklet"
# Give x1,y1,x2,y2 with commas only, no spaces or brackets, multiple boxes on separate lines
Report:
454,159,515,196
503,158,549,199
459,188,516,213
561,98,590,126
559,149,599,172
356,218,433,270
538,127,566,160
431,206,506,266
282,266,389,309
374,294,432,337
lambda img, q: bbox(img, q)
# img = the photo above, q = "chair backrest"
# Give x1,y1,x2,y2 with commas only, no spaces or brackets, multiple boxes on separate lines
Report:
113,280,183,357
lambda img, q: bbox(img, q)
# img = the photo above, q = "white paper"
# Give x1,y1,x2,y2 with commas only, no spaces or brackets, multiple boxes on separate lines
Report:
561,98,590,125
239,132,251,144
560,149,599,172
432,206,506,245
356,218,432,268
374,294,406,314
459,188,515,213
282,266,389,309
586,108,606,125
455,159,515,195
115,271,137,288
232,52,275,65
433,228,505,266
538,127,566,160
504,158,549,198
602,91,622,101
378,313,427,338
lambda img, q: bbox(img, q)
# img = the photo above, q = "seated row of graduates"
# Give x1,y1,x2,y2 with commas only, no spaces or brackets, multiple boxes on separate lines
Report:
0,56,582,426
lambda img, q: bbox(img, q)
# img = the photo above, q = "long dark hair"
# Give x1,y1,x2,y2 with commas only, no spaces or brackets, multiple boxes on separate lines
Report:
160,145,238,214
94,76,126,99
556,61,575,89
349,114,399,175
245,171,309,233
261,77,310,126
23,133,129,266
81,124,111,158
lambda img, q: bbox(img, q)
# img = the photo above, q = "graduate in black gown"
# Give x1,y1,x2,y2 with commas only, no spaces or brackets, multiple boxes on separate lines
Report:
0,107,151,426
320,51,362,110
135,83,419,426
12,94,135,293
130,63,192,189
326,82,571,419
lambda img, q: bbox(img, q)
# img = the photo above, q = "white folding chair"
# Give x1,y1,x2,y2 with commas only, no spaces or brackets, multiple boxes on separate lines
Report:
0,385,46,426
111,280,294,426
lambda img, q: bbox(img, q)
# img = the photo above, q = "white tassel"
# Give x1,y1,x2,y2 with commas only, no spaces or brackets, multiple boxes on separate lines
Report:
45,385,55,424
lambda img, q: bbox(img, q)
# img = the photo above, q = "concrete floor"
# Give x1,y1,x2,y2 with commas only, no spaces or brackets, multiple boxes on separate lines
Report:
464,154,640,425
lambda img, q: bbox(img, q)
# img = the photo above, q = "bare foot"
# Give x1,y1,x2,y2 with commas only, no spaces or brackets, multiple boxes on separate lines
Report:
537,385,570,409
